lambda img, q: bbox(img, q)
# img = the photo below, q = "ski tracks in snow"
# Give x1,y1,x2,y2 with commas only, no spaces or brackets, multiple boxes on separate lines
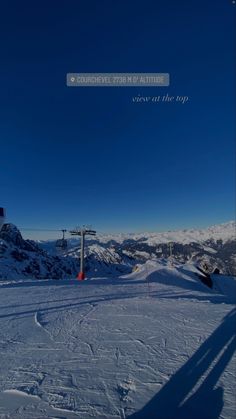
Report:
0,268,235,418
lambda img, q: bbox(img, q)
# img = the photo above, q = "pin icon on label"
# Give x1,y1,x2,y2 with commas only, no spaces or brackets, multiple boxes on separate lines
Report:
71,77,75,82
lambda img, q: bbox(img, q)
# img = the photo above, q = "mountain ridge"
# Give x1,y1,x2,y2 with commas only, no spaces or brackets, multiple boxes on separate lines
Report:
0,221,235,280
93,221,235,245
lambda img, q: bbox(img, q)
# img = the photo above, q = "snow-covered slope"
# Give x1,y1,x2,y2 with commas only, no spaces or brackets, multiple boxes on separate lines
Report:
0,261,235,418
67,243,134,277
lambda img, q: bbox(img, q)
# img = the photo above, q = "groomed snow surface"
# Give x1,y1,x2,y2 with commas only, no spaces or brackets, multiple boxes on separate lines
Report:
0,261,235,419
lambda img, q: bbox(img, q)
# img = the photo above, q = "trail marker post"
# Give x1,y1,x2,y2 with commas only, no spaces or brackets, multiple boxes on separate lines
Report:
169,242,174,266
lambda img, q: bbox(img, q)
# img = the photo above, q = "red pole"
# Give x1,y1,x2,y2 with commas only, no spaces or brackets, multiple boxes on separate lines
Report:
78,271,85,280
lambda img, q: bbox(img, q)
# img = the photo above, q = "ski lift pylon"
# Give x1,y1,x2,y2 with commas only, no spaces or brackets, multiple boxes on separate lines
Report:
0,207,6,231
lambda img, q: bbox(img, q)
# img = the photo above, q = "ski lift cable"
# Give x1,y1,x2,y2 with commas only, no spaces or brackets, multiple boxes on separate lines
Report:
18,227,116,237
19,227,69,232
18,227,69,249
19,226,97,233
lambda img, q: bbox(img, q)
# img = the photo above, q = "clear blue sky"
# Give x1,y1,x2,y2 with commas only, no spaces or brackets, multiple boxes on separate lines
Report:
0,0,235,239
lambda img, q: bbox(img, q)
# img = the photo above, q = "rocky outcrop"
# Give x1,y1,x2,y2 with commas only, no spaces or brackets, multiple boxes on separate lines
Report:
0,224,79,280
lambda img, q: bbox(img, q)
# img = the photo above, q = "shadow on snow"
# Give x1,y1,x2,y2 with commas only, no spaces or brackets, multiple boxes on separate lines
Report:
0,277,147,289
0,292,149,319
146,270,233,304
128,308,236,419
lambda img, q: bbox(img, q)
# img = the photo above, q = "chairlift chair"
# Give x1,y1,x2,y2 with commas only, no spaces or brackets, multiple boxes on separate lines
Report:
55,239,68,250
55,229,68,250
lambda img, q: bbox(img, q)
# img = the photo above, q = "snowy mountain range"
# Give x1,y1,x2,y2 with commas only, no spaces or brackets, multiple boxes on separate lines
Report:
66,221,236,276
0,221,235,280
93,221,236,245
